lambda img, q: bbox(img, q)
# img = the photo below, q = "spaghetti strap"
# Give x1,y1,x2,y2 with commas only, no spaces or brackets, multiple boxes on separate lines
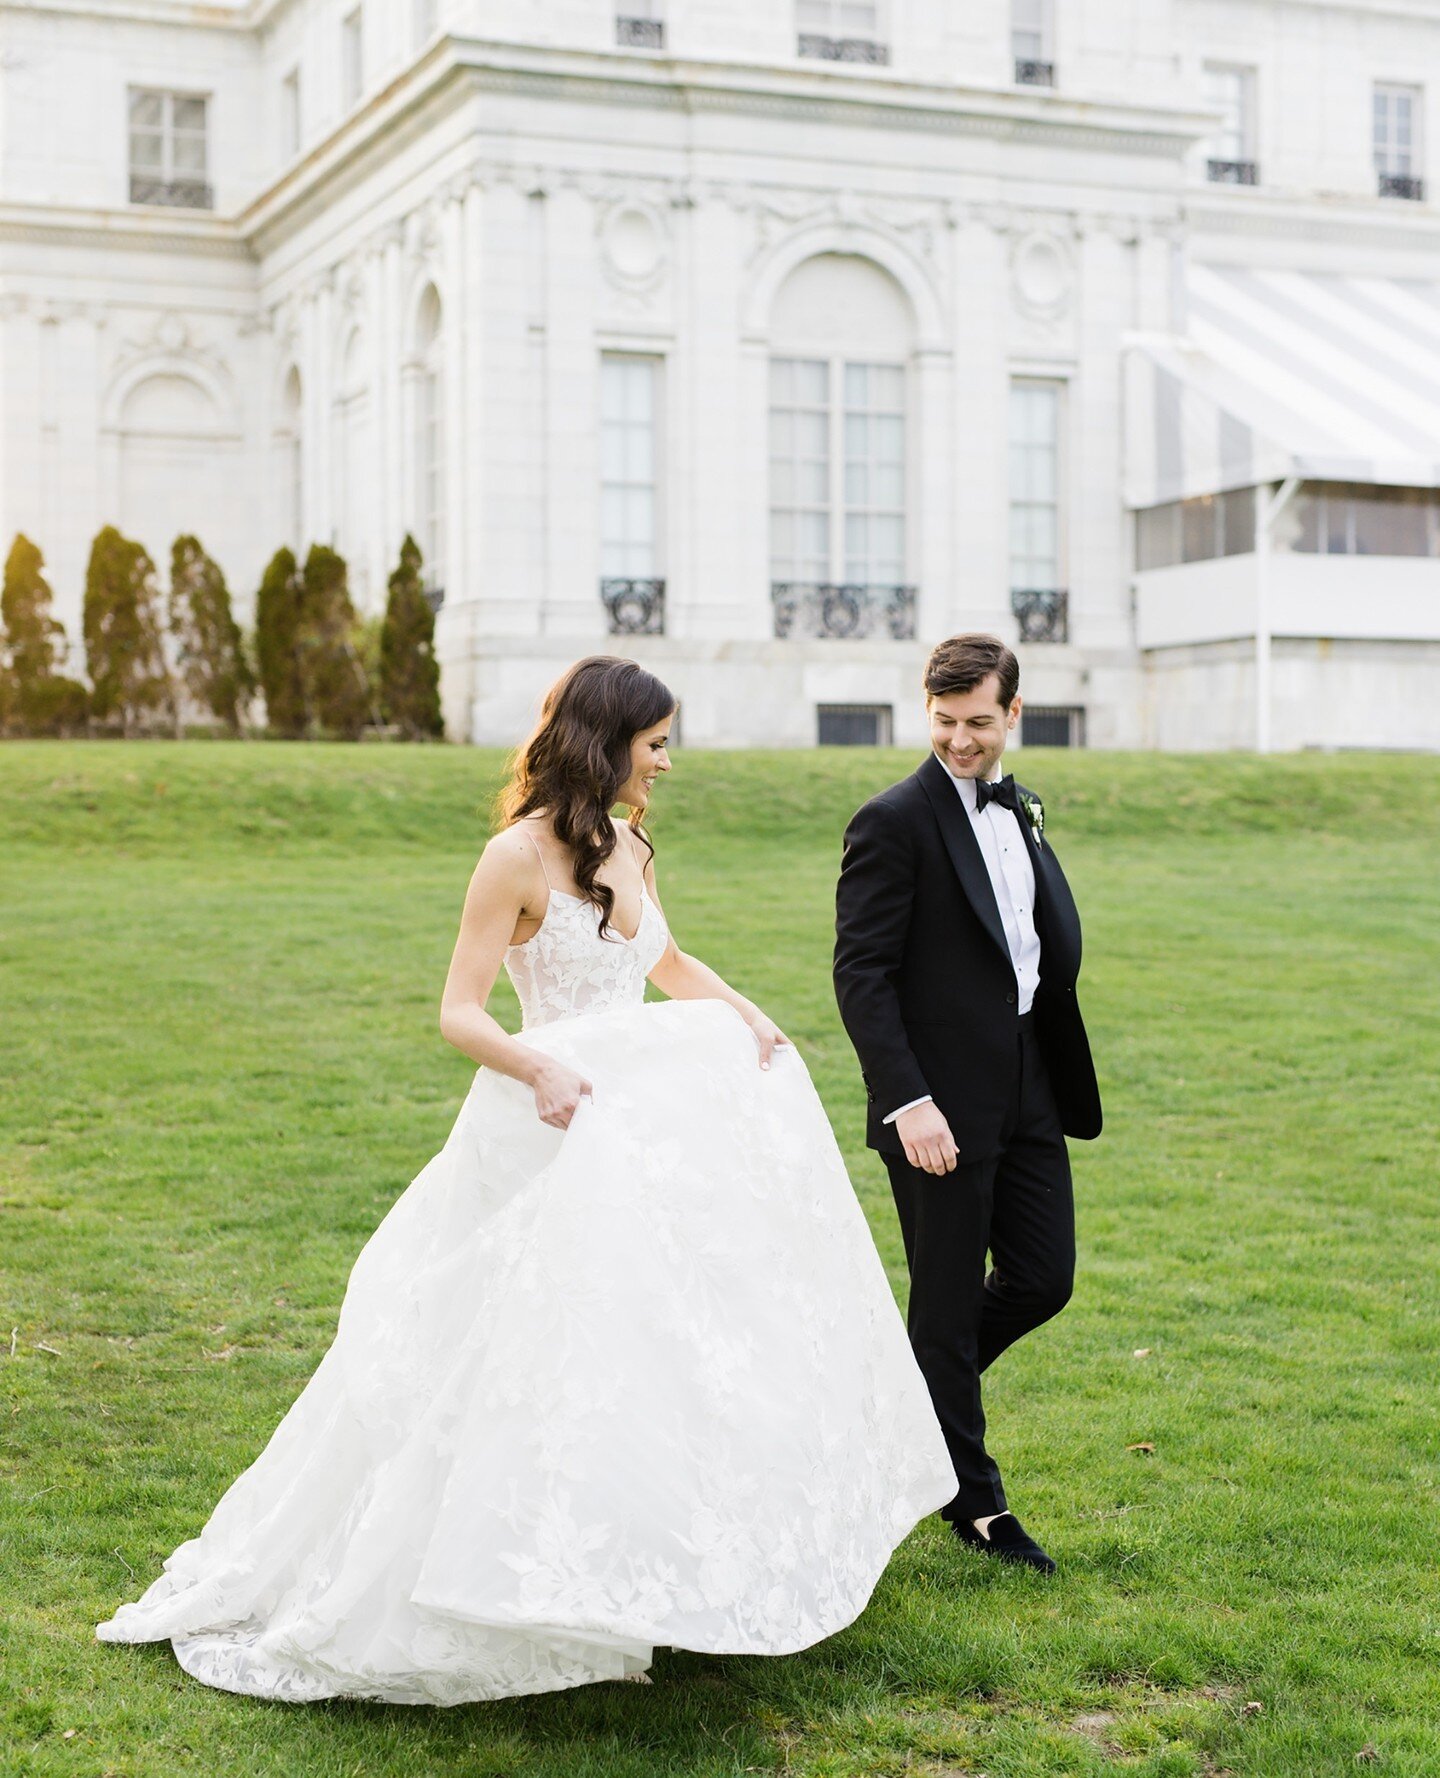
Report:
518,825,552,890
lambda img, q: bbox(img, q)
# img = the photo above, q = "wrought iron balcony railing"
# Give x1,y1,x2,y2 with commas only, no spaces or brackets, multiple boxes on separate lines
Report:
1378,171,1424,201
1011,588,1069,645
129,174,214,210
1014,58,1054,86
771,582,916,641
601,577,666,635
1206,159,1259,186
797,33,890,64
616,16,664,49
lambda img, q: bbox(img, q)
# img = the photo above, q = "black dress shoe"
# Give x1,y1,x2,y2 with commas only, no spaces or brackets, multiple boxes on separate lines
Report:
951,1512,1057,1574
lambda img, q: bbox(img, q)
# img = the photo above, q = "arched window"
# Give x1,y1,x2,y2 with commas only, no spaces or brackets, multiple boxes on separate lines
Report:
413,285,445,599
768,253,915,638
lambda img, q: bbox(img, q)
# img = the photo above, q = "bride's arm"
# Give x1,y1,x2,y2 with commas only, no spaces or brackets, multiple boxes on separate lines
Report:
639,843,790,1067
438,832,593,1129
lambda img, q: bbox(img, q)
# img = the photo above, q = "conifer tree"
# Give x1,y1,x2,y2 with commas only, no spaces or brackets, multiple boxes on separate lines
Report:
169,535,253,734
301,544,371,740
379,533,444,740
254,547,306,738
82,527,172,736
1,534,89,735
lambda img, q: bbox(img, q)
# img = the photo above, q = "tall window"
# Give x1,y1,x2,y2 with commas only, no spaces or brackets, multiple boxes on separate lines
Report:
1202,63,1257,183
341,7,363,108
128,89,211,209
770,358,905,588
1012,0,1054,85
281,68,300,158
415,289,445,596
600,356,660,582
797,0,888,64
1009,380,1066,642
1374,84,1424,199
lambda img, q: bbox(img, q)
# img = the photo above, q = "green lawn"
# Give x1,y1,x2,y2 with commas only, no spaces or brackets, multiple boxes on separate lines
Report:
1,739,1437,1778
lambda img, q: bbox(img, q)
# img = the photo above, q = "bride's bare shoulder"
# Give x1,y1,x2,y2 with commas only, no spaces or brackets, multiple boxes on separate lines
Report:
473,819,547,891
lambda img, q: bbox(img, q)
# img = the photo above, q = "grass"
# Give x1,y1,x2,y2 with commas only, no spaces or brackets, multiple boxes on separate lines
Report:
1,738,1438,1778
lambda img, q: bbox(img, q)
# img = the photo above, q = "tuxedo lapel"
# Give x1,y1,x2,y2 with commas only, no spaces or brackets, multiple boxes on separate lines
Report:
915,752,1011,966
1013,783,1047,907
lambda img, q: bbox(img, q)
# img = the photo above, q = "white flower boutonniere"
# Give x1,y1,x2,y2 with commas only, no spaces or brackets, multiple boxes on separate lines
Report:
1018,790,1045,847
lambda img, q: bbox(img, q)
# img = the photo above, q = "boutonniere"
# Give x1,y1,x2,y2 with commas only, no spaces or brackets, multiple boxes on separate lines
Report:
1018,790,1045,847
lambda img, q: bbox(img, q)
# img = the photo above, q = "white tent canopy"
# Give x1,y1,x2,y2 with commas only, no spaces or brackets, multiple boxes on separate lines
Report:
1124,264,1440,508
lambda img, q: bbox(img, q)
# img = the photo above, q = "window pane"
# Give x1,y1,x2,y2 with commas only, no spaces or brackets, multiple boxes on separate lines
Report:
130,91,164,128
800,512,828,559
1354,489,1430,556
797,411,828,458
1220,486,1255,554
173,135,207,173
873,415,904,461
769,410,793,454
795,359,828,405
870,364,904,408
129,132,163,170
798,458,827,504
173,96,206,131
874,463,904,507
625,427,653,482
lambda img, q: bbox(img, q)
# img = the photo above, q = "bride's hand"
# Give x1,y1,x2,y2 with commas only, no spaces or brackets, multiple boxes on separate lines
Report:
744,1010,791,1071
530,1058,593,1130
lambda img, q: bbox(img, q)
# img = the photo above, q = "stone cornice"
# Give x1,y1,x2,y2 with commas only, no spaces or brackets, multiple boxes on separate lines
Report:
0,201,255,261
0,0,250,29
440,41,1209,157
234,37,1209,251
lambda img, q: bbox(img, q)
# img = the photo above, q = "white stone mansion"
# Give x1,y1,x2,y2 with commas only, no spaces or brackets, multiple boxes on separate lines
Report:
3,0,1439,751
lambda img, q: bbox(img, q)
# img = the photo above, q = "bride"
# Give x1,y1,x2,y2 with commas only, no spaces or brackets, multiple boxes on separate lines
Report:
96,654,957,1704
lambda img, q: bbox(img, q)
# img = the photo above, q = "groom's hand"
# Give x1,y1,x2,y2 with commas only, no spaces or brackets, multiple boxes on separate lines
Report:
896,1103,959,1176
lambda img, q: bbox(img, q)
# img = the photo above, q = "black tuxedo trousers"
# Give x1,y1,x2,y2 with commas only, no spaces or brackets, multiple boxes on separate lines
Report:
885,1014,1074,1518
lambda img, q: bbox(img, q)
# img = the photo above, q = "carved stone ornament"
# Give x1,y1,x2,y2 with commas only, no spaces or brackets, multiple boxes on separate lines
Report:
1011,231,1073,320
599,199,669,293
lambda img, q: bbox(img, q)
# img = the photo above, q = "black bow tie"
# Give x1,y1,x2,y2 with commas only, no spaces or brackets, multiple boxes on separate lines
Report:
975,774,1019,813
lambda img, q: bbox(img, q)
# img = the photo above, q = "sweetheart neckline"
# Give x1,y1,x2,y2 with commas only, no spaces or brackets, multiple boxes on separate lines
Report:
507,884,654,953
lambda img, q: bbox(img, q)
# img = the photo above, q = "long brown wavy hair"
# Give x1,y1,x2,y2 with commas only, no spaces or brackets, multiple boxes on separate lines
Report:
497,656,677,938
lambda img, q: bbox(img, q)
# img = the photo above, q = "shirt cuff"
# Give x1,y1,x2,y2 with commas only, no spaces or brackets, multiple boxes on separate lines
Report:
882,1094,934,1125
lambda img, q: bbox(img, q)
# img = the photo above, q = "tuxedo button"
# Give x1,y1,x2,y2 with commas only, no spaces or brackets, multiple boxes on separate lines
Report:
1005,990,1017,1005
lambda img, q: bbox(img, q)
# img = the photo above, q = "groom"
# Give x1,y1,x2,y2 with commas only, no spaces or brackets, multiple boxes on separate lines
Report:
833,632,1101,1573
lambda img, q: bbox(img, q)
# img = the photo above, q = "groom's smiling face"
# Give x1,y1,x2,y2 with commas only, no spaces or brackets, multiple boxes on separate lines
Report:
928,676,1022,782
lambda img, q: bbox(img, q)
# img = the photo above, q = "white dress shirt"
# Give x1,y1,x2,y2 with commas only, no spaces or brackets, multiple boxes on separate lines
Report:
883,757,1042,1125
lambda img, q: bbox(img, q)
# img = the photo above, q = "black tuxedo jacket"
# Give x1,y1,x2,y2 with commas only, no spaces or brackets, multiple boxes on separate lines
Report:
833,751,1102,1162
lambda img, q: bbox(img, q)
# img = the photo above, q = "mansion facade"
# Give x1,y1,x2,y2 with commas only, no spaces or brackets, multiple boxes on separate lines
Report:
2,0,1439,751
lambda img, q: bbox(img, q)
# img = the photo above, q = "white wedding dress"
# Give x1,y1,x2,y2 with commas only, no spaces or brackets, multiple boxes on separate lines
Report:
96,874,957,1703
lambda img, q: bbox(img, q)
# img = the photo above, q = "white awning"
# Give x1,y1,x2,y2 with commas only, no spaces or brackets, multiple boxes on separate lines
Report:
1124,264,1440,508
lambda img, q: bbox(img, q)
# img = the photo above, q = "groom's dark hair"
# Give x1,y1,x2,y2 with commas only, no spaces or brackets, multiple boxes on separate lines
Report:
924,633,1019,708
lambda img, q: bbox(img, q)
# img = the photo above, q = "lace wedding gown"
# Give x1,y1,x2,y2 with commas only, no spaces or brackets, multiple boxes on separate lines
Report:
96,878,957,1703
